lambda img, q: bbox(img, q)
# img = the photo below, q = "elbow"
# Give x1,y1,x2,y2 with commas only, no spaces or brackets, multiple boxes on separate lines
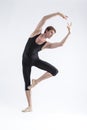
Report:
42,15,48,21
60,41,65,46
61,43,64,46
42,16,46,20
41,16,46,23
59,42,64,47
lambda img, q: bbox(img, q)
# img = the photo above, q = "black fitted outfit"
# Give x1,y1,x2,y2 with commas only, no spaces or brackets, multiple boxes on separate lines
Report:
22,34,58,90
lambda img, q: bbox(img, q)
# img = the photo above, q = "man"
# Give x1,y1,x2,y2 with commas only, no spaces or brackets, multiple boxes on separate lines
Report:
22,12,71,112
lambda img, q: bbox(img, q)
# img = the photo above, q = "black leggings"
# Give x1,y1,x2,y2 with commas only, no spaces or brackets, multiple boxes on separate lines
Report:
22,56,58,90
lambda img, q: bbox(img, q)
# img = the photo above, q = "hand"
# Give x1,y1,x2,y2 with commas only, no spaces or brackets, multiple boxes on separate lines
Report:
58,12,68,20
67,22,72,33
62,15,68,20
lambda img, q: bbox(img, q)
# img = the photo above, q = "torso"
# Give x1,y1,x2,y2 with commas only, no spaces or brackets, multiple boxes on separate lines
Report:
35,34,46,45
23,34,46,58
30,33,46,45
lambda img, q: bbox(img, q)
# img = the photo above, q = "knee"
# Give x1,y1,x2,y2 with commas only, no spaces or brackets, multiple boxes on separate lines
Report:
52,69,59,76
25,82,31,90
53,69,59,76
25,85,28,90
25,87,29,91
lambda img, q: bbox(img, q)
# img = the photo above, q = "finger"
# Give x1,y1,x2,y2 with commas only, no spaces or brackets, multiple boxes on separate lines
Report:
64,15,68,19
67,22,69,26
65,15,68,18
67,22,72,26
67,23,71,29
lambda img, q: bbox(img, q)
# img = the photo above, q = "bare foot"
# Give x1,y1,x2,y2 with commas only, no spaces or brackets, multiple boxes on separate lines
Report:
28,79,38,89
22,107,32,112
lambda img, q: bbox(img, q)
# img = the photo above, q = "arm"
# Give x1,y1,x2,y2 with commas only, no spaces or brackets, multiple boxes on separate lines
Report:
43,23,71,49
30,12,68,37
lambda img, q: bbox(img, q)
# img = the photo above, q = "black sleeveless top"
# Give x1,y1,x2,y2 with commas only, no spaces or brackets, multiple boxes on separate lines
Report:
23,34,46,57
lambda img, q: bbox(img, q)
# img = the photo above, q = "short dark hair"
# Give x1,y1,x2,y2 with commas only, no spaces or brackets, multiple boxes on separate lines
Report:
44,26,56,33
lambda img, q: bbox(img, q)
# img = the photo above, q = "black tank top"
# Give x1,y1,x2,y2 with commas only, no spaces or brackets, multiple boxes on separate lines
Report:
23,34,46,57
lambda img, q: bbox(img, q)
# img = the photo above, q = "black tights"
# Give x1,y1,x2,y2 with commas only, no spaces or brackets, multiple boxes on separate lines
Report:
22,56,58,90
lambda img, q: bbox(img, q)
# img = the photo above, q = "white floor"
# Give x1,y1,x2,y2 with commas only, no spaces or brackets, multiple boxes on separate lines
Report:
0,104,87,130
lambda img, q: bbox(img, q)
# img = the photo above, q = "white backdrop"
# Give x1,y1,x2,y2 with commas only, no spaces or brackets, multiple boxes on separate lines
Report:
0,0,87,130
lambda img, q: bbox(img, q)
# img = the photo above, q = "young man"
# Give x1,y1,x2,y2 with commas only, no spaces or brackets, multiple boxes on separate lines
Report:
22,12,71,112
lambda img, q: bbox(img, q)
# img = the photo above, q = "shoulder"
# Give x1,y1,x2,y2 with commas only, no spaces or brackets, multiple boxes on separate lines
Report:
30,30,42,38
29,32,41,38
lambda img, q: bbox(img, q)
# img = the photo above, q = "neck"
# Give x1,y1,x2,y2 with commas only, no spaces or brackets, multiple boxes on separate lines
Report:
41,33,47,39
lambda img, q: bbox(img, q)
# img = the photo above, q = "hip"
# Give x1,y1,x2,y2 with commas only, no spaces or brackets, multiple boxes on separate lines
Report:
22,53,39,65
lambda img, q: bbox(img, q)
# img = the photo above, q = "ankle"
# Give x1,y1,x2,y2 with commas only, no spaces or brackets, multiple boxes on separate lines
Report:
36,79,38,84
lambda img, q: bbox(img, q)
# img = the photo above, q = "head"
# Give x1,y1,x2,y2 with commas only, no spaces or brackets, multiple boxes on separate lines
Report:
44,26,56,38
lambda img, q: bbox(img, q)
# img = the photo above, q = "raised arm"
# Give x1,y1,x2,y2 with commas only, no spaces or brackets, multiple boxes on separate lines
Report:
30,12,68,37
43,23,72,49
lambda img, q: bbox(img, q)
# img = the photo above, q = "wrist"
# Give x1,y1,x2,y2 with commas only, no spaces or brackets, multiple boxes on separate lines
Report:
68,31,71,35
57,12,64,17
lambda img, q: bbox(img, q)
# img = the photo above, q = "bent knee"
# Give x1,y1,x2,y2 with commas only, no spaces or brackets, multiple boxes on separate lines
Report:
51,69,59,76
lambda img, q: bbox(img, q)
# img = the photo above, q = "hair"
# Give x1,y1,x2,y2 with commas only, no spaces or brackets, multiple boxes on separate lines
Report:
44,26,56,33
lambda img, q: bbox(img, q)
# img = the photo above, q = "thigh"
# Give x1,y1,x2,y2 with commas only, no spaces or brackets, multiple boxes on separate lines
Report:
34,59,58,76
22,62,32,90
22,64,31,80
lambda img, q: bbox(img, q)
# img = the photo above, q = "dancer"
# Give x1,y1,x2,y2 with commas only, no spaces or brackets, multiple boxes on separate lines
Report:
22,12,71,112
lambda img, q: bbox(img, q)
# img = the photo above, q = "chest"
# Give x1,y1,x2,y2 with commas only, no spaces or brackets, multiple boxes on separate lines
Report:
35,35,45,45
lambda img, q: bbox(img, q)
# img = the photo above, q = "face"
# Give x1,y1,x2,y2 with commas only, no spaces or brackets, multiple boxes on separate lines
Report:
45,30,55,39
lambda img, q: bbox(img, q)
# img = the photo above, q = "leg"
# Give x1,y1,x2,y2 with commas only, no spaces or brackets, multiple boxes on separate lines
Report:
22,61,32,112
29,59,58,89
22,90,32,112
25,90,32,108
